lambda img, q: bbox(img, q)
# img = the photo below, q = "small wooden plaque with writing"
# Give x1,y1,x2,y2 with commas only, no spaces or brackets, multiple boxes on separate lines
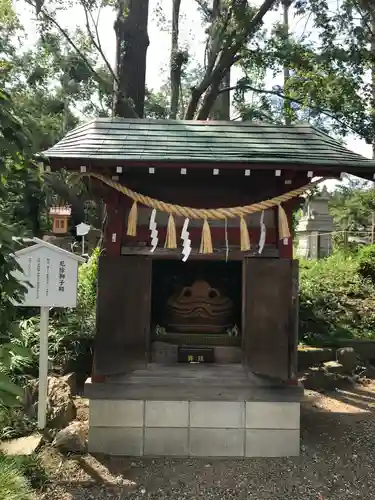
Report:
178,346,215,364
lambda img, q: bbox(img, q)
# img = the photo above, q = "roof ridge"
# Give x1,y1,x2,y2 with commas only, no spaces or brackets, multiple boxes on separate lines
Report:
64,118,97,137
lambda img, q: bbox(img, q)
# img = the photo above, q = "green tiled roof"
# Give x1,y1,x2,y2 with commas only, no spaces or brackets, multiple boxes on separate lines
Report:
41,118,375,169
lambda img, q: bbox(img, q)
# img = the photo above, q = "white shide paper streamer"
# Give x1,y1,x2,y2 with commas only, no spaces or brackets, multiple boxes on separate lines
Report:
149,208,158,252
258,210,266,254
181,218,191,262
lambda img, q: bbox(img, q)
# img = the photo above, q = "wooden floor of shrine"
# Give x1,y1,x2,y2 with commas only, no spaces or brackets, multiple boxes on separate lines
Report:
85,364,303,402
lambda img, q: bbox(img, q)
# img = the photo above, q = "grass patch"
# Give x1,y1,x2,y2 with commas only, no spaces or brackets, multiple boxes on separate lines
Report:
0,454,35,500
0,453,49,500
10,454,49,490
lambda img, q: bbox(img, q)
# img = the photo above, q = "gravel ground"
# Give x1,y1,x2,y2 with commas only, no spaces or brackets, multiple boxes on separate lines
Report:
38,383,375,500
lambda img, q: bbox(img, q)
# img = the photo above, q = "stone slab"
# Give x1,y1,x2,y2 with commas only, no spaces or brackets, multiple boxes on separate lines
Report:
90,400,144,427
144,428,189,456
0,434,42,456
245,429,300,457
190,401,245,428
145,401,188,427
88,427,143,456
189,428,245,457
246,402,300,429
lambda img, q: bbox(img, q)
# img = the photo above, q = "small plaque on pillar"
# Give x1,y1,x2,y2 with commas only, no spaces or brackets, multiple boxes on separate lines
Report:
178,346,215,364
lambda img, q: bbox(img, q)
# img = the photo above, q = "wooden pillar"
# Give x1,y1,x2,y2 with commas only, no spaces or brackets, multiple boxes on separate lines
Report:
91,193,126,382
278,200,294,259
104,193,126,256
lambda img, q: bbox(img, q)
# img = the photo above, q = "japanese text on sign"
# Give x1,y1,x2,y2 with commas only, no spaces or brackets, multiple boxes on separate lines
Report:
58,260,66,292
13,243,81,308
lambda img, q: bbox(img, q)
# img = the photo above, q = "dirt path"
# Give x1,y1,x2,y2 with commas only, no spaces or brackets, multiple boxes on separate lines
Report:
38,383,375,500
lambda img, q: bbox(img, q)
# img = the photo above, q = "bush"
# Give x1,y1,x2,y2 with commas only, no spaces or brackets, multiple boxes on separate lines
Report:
299,251,375,344
357,244,375,282
0,454,35,500
0,406,36,441
9,455,48,490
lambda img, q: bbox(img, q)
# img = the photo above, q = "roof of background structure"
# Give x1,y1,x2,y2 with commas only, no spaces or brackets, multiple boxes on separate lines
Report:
40,118,375,169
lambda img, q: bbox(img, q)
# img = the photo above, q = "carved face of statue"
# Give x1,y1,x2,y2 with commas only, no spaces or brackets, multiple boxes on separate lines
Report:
165,280,234,334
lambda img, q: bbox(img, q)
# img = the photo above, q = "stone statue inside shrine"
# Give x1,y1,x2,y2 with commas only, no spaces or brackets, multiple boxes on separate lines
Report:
165,280,234,334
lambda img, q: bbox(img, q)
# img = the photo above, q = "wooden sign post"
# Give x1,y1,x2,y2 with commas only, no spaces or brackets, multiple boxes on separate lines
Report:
12,238,84,429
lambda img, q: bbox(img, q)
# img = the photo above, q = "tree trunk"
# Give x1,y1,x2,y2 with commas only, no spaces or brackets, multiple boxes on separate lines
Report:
170,0,182,119
208,69,230,120
113,0,150,118
282,0,291,125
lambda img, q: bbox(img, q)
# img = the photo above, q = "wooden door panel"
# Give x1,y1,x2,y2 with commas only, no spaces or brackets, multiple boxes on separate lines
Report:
94,256,151,376
243,258,298,380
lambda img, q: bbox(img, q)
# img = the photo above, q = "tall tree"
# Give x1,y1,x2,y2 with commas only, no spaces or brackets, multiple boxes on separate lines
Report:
113,0,150,117
169,0,185,119
184,0,278,119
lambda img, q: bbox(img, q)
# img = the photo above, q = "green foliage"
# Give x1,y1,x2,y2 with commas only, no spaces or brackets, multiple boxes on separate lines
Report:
0,453,35,500
329,178,375,234
0,406,36,440
77,247,99,312
8,455,48,490
299,251,375,344
0,87,34,407
357,244,375,282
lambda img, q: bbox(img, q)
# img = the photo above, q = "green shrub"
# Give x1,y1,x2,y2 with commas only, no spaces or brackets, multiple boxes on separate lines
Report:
9,455,48,490
357,244,375,282
0,405,36,441
0,454,35,500
299,251,375,344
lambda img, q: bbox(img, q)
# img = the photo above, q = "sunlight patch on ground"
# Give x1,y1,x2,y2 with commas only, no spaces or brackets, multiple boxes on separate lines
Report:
310,390,372,414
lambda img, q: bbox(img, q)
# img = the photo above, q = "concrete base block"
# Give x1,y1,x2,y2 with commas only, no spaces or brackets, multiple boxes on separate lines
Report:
245,429,300,457
145,401,189,427
90,400,144,427
190,428,244,457
88,427,143,456
87,395,301,458
190,401,245,428
144,428,188,456
246,402,300,429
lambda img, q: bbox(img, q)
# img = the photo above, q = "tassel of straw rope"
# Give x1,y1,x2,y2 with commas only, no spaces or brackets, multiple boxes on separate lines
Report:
165,214,177,249
240,216,251,251
127,201,137,236
199,219,213,254
82,172,323,221
278,204,291,240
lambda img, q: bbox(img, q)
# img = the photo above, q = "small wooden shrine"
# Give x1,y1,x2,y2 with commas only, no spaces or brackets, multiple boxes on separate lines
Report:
41,118,375,458
49,205,71,235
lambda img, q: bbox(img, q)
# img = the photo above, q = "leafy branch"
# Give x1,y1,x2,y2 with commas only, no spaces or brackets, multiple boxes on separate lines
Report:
24,0,138,118
221,83,361,135
184,0,278,120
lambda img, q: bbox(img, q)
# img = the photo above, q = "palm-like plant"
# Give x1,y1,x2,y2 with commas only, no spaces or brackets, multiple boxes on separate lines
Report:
0,87,33,407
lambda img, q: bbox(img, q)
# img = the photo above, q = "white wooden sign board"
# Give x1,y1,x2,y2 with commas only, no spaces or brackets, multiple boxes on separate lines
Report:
13,239,84,308
12,238,84,430
76,222,90,237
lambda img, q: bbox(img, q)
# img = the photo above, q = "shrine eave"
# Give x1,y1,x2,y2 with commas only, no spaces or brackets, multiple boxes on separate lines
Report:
38,118,375,178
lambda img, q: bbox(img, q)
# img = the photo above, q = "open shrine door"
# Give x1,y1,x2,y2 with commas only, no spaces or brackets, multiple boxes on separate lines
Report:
242,258,299,381
94,256,152,378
